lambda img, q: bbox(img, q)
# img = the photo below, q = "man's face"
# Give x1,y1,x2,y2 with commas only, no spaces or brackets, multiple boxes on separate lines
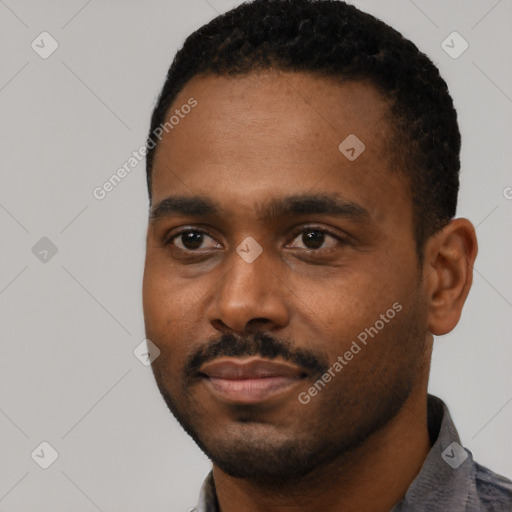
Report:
143,71,430,481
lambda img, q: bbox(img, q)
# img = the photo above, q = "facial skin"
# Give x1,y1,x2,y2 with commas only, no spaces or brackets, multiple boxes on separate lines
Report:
142,70,477,512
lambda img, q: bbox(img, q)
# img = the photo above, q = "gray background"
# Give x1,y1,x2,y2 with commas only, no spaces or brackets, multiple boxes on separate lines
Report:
0,0,511,510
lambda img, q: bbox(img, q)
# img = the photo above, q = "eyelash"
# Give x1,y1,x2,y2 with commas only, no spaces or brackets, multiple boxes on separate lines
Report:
164,226,349,251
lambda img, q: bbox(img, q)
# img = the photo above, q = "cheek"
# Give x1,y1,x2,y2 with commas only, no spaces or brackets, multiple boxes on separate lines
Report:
295,263,414,358
298,269,393,318
143,267,185,364
143,257,198,328
143,267,168,335
143,263,210,372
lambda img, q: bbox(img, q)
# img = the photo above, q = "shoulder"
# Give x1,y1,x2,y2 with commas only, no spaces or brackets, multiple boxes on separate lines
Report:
470,461,512,511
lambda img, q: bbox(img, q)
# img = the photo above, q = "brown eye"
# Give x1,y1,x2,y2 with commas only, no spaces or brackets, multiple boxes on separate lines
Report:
301,230,326,249
167,230,219,251
289,228,343,250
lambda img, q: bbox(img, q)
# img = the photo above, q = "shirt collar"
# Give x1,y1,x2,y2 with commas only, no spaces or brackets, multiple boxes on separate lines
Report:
391,393,473,510
194,470,219,512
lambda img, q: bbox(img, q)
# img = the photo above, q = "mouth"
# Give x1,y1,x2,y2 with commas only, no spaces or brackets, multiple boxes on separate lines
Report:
198,357,308,405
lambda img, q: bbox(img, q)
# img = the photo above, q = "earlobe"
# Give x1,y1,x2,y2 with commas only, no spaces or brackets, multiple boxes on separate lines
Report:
424,218,478,336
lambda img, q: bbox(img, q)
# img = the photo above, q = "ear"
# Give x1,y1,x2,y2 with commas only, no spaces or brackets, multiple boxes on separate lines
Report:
422,218,478,336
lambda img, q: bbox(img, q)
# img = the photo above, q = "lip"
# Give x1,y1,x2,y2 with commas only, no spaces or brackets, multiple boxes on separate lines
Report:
199,357,307,404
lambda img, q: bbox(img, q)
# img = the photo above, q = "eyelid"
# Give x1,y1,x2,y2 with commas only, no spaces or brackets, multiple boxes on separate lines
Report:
164,227,218,246
287,224,351,246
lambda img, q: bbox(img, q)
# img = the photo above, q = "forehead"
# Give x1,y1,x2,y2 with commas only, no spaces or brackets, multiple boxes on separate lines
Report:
150,70,409,224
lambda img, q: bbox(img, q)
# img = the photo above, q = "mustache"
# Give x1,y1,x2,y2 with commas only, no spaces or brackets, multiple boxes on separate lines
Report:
184,331,329,380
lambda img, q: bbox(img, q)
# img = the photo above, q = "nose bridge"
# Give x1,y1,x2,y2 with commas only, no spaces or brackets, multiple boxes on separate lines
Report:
209,243,288,332
221,246,272,305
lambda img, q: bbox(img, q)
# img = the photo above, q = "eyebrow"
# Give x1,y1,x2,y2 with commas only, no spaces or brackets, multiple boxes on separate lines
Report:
149,193,370,224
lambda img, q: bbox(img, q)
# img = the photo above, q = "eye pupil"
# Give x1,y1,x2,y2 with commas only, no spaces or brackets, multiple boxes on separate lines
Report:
303,230,324,249
182,231,203,249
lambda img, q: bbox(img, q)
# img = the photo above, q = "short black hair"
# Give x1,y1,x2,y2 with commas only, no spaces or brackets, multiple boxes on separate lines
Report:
146,0,460,258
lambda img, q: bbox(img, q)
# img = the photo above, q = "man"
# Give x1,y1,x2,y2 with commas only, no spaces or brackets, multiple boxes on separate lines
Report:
141,0,512,510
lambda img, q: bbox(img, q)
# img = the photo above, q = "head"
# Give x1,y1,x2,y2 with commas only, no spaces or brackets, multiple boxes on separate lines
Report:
142,0,477,483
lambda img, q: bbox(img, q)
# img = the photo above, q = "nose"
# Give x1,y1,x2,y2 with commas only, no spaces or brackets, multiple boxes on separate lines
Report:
206,243,290,335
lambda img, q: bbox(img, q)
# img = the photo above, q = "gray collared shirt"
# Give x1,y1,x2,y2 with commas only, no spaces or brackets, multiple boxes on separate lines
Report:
191,394,512,511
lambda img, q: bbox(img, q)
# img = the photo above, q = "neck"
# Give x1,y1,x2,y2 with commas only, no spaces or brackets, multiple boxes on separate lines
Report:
212,384,431,512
